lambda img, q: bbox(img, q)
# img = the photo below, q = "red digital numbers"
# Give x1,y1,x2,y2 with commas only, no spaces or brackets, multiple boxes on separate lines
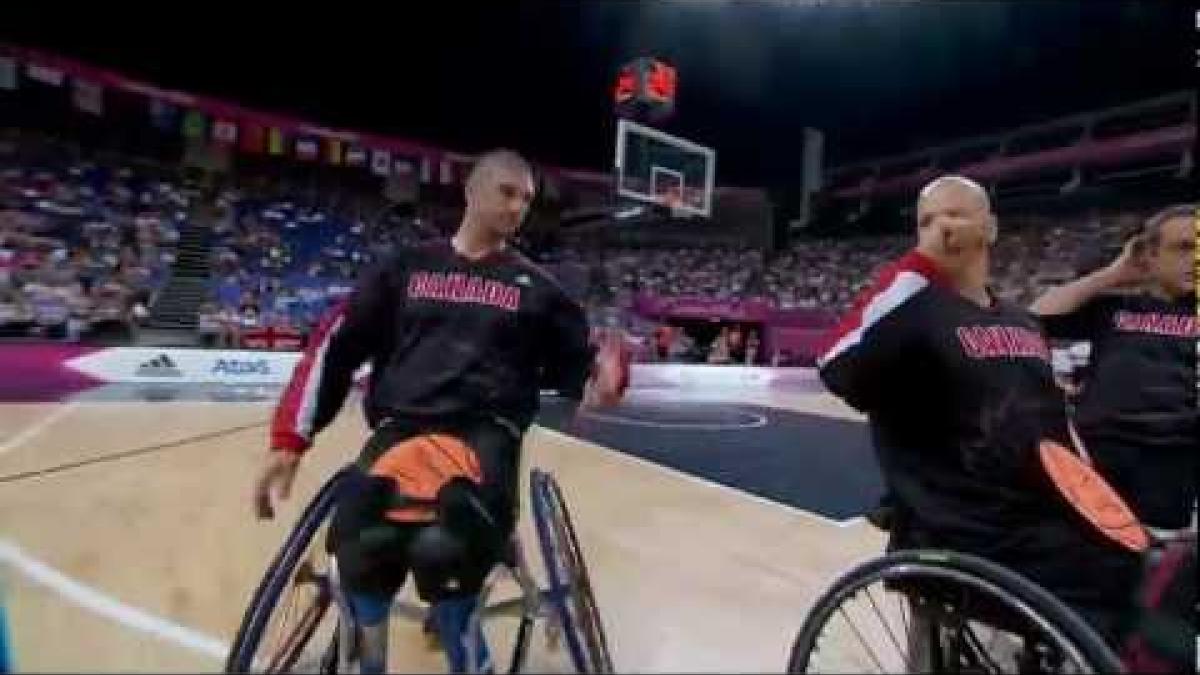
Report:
646,62,677,103
614,70,638,104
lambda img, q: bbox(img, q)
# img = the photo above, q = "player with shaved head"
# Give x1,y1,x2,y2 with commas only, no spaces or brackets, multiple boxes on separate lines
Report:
254,148,629,673
817,175,1141,647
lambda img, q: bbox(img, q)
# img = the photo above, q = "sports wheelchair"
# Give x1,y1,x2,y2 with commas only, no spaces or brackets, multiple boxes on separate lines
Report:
225,467,613,674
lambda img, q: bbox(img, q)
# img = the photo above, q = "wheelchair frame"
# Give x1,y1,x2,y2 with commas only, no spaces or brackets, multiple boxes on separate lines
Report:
226,465,612,674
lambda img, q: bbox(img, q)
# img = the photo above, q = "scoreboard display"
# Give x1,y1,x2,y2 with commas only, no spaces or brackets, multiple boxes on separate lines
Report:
614,57,677,122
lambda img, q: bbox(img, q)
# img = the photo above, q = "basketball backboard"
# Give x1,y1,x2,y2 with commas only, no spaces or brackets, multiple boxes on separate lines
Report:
614,118,716,218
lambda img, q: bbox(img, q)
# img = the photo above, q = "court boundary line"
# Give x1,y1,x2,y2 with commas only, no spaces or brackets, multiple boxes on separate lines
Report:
0,538,229,661
534,426,864,529
578,407,769,431
0,403,79,456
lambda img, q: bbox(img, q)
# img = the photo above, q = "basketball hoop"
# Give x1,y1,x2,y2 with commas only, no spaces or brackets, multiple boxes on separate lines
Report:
660,189,690,219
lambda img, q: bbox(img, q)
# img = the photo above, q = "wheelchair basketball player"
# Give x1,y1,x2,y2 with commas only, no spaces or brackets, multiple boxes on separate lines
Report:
253,149,629,673
816,176,1143,647
1031,204,1196,536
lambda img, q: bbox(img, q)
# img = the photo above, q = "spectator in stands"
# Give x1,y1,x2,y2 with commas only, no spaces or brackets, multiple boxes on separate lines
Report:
0,285,33,337
218,304,242,348
0,238,15,288
726,325,746,363
744,330,761,365
196,302,223,348
66,289,91,343
89,279,133,341
240,303,262,334
652,324,673,361
707,327,733,365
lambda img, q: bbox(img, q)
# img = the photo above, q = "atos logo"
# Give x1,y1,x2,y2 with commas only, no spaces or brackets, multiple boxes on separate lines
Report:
212,359,272,376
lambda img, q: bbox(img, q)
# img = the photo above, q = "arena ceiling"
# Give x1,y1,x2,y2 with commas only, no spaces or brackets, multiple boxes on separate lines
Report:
3,1,1192,186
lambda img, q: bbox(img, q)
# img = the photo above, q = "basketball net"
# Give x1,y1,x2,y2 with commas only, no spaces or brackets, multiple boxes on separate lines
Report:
662,192,688,219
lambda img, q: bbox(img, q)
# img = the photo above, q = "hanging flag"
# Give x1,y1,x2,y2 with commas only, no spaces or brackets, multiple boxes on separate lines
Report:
327,139,343,165
394,158,414,175
345,145,367,167
419,157,433,184
0,57,16,91
240,123,266,154
438,159,454,185
267,128,285,155
148,99,179,131
371,150,392,176
212,119,239,145
296,137,319,161
182,110,207,139
25,63,64,86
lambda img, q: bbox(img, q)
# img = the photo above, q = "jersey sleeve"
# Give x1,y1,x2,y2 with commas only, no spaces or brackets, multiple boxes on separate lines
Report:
270,257,396,454
537,286,596,401
816,250,944,413
1036,295,1120,341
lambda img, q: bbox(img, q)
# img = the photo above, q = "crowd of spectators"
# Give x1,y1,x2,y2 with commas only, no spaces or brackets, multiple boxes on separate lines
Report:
1,131,1151,360
0,133,183,341
572,209,1141,319
195,184,450,346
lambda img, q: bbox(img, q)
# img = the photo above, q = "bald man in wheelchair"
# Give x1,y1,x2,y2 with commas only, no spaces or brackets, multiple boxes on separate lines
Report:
816,176,1148,649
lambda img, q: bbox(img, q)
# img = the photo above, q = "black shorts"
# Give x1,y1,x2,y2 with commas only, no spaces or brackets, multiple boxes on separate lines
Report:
327,416,522,599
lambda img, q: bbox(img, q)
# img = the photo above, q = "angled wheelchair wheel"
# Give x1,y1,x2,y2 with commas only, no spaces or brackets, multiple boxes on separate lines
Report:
226,468,351,674
530,469,614,674
787,550,1124,674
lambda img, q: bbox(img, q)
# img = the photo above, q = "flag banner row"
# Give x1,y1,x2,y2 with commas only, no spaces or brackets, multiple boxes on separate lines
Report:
0,46,475,184
0,44,613,187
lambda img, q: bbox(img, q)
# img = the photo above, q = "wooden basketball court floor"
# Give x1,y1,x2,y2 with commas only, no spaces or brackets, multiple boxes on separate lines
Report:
0,386,885,673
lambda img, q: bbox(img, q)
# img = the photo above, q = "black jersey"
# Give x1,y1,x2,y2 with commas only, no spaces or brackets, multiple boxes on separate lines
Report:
817,250,1082,552
271,240,595,455
1039,292,1197,449
1039,292,1197,528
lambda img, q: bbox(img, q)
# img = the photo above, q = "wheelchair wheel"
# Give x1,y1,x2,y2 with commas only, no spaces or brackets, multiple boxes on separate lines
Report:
226,468,350,673
787,550,1124,674
530,469,614,674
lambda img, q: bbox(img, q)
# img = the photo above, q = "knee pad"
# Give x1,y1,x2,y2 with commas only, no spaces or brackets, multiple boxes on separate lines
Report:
408,523,487,602
327,471,398,554
407,480,502,603
438,478,501,549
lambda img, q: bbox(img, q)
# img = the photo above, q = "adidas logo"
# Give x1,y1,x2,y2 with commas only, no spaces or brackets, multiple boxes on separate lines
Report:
136,354,183,378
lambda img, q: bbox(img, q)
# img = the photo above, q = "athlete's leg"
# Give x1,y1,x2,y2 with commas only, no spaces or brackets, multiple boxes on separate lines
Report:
328,469,415,674
429,594,492,673
408,484,503,673
346,592,392,674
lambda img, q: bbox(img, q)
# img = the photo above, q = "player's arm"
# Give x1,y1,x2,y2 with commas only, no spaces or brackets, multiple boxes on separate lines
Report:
1030,237,1145,339
817,250,939,413
255,259,394,518
538,288,627,421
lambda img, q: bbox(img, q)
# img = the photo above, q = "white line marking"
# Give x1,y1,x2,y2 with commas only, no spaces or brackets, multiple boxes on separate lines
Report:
0,539,229,660
579,408,769,431
535,426,864,528
0,403,79,455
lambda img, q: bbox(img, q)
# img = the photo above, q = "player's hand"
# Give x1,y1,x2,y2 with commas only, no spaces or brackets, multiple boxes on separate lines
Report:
254,450,301,520
1100,236,1149,288
582,328,631,409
